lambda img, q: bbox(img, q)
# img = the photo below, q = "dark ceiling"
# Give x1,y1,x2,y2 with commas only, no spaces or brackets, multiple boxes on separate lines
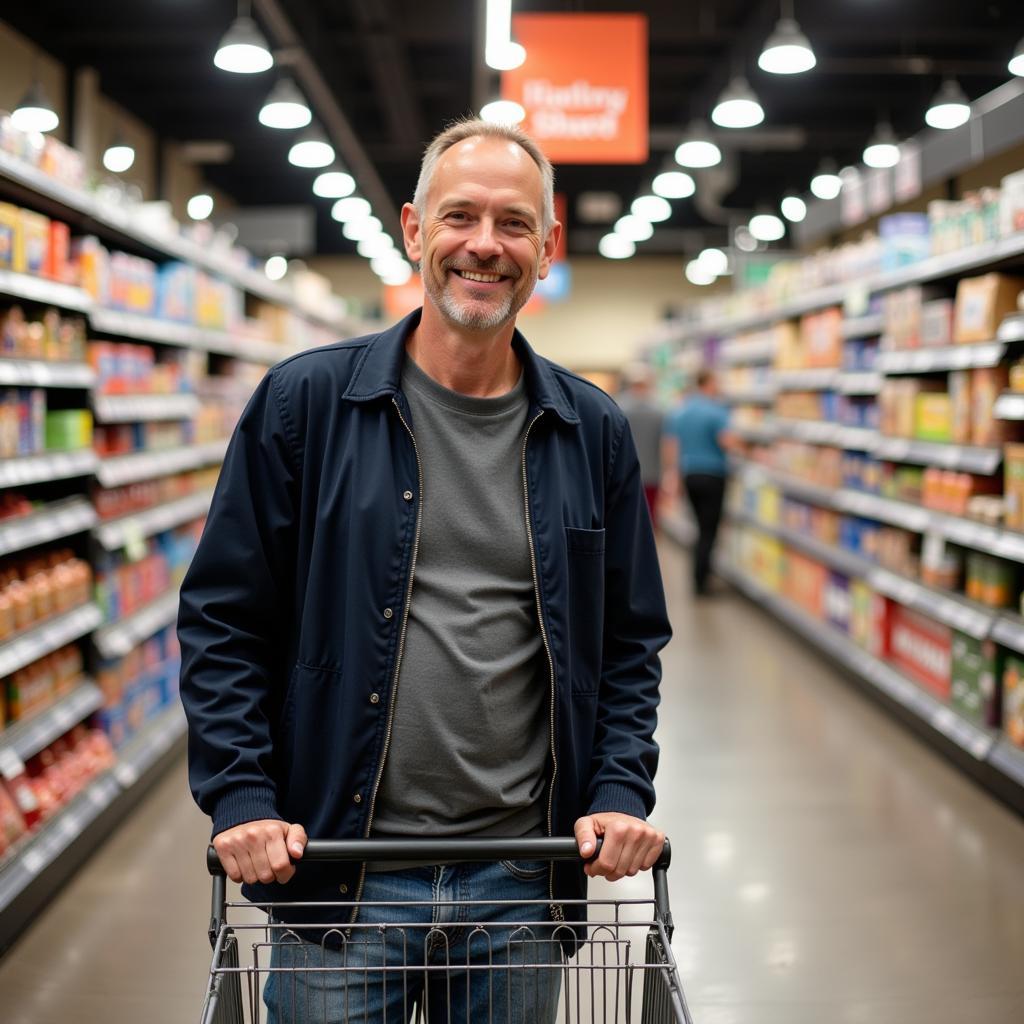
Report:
5,1,1024,258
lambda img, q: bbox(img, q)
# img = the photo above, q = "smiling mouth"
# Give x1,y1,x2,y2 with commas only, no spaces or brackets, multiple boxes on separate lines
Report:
451,269,509,284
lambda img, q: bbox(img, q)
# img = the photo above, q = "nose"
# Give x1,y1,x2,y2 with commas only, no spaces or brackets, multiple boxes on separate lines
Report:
466,217,502,261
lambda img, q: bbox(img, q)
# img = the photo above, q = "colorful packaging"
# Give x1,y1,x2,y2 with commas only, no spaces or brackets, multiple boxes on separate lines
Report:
18,209,50,276
0,202,21,270
1004,443,1024,532
1003,655,1024,749
889,605,952,698
954,273,1024,343
824,571,852,634
971,365,1012,446
914,393,953,442
949,370,972,444
951,632,1001,726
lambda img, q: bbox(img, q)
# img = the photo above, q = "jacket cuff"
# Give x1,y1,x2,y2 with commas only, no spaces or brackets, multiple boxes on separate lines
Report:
587,783,648,822
211,785,283,838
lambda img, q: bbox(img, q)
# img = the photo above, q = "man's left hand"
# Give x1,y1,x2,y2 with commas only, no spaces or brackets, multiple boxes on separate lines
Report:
573,812,665,881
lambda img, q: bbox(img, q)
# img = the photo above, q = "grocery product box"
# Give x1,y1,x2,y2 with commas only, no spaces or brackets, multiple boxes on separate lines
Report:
0,202,21,270
914,392,953,442
949,370,972,444
950,631,1001,726
1003,654,1024,749
879,213,931,270
999,169,1024,238
954,273,1024,343
44,220,72,283
45,409,93,452
824,571,852,634
889,604,952,698
971,365,1012,447
1004,443,1024,532
850,583,892,657
18,209,50,276
920,299,955,348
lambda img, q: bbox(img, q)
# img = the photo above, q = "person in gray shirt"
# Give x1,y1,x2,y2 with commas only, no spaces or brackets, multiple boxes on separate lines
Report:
616,364,665,528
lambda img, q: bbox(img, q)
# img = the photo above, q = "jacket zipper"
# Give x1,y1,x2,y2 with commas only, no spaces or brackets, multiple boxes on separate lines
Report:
349,396,424,920
521,410,564,923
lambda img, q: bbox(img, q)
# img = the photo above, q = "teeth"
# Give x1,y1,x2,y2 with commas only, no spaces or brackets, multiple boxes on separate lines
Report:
458,271,502,283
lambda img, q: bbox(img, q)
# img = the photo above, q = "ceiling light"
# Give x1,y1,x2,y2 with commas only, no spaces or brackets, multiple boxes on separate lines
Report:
11,80,59,133
631,195,672,223
381,263,414,286
485,0,526,70
810,163,842,200
258,77,311,129
698,248,729,277
187,193,214,220
357,234,395,259
288,124,335,168
781,194,807,222
342,216,383,241
711,77,764,129
925,79,971,130
214,15,273,74
599,234,635,259
371,253,406,277
102,137,135,174
758,17,816,75
480,99,526,124
264,255,288,281
734,226,758,252
685,260,716,286
749,212,785,241
674,122,722,168
863,123,900,168
614,215,654,242
313,169,356,199
653,171,695,199
331,196,372,222
1010,36,1024,77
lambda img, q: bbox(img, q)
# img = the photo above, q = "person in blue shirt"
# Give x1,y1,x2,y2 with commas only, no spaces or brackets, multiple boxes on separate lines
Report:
664,369,738,596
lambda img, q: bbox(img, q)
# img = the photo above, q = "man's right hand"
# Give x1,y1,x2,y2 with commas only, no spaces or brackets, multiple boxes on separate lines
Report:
212,819,307,885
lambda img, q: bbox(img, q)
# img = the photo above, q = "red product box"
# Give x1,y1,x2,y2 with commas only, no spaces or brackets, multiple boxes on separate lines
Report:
889,605,953,698
44,220,71,283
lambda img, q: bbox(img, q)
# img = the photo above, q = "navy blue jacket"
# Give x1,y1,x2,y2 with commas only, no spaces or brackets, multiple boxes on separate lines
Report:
178,309,670,920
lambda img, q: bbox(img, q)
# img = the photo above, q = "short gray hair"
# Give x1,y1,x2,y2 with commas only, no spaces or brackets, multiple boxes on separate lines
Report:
413,118,556,235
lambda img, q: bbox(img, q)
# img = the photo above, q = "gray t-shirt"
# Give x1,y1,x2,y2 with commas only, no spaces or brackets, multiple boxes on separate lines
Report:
370,357,548,845
616,393,663,486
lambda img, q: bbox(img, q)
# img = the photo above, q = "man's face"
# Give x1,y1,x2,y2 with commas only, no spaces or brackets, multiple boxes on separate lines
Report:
402,137,560,332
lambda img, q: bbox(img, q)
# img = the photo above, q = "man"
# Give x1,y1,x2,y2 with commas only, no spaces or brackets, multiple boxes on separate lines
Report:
179,119,670,1022
616,365,665,529
665,369,736,596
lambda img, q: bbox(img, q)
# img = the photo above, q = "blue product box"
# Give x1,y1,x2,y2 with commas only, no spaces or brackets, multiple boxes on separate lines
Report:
825,571,852,633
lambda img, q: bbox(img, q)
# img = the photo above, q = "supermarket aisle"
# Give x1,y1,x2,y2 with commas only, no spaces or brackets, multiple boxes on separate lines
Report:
1,540,1024,1023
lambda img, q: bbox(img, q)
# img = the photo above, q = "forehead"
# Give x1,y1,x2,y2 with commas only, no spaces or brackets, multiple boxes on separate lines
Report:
428,136,545,212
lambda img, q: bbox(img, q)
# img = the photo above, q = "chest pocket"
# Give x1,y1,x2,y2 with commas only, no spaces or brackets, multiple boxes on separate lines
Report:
564,527,605,694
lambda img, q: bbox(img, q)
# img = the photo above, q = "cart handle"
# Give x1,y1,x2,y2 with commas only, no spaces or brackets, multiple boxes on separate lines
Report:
207,837,673,945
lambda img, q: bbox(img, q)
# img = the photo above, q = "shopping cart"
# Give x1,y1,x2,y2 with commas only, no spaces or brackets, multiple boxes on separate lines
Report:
201,837,693,1023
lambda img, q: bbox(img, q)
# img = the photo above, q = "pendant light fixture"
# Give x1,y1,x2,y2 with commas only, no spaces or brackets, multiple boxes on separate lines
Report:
810,161,842,200
102,134,136,173
357,234,395,259
925,79,971,130
480,99,526,124
862,123,900,168
674,121,722,168
697,248,730,277
685,260,716,286
652,170,696,200
259,78,311,129
758,1,816,75
749,211,786,242
12,79,59,133
781,194,807,223
485,0,526,70
331,196,372,223
1010,36,1024,77
288,123,335,168
264,255,288,281
711,77,765,129
631,195,672,223
187,194,214,221
614,215,654,243
342,216,383,242
599,234,635,260
214,1,273,73
313,168,356,199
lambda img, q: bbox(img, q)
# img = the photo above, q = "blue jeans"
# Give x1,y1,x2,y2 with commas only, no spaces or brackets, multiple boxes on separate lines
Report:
263,859,562,1023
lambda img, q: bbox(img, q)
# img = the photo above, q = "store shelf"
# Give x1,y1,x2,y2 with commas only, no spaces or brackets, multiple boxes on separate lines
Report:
988,739,1024,788
872,437,1002,474
92,393,200,424
837,371,883,396
875,342,1004,374
0,682,103,765
841,314,884,339
724,388,776,405
992,614,1024,656
719,337,776,365
0,268,92,313
773,418,841,445
0,603,103,678
994,392,1024,421
93,589,179,659
835,426,881,451
998,314,1024,344
775,368,839,391
94,488,214,550
95,438,228,488
868,567,994,639
734,421,779,444
0,359,95,389
0,448,97,488
721,564,999,763
0,497,96,558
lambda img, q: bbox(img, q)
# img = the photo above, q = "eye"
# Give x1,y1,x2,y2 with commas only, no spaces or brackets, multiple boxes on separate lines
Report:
445,211,470,222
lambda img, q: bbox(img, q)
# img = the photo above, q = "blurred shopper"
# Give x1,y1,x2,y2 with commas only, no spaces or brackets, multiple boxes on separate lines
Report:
665,369,737,596
179,117,670,1023
617,365,665,528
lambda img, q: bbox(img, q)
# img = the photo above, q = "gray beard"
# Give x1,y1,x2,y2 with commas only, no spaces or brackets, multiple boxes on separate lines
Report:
424,268,531,331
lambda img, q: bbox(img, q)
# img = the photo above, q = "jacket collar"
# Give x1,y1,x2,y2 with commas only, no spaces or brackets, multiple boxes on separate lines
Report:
343,308,580,425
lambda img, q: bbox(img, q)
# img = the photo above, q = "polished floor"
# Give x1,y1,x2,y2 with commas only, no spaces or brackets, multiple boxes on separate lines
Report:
1,541,1024,1023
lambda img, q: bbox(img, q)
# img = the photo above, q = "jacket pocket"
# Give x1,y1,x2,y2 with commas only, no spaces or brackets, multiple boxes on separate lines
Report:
564,527,605,694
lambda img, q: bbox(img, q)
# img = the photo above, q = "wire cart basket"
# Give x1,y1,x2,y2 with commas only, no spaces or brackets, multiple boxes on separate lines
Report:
201,837,694,1023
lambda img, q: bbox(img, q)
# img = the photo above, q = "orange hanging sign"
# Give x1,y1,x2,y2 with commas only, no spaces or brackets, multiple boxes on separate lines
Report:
503,13,648,165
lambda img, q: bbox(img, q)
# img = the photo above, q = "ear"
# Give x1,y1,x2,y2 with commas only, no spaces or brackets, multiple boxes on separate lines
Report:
401,202,422,263
537,221,562,280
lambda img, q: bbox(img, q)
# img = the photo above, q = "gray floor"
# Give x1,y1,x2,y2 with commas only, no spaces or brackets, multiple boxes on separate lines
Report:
1,541,1024,1023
